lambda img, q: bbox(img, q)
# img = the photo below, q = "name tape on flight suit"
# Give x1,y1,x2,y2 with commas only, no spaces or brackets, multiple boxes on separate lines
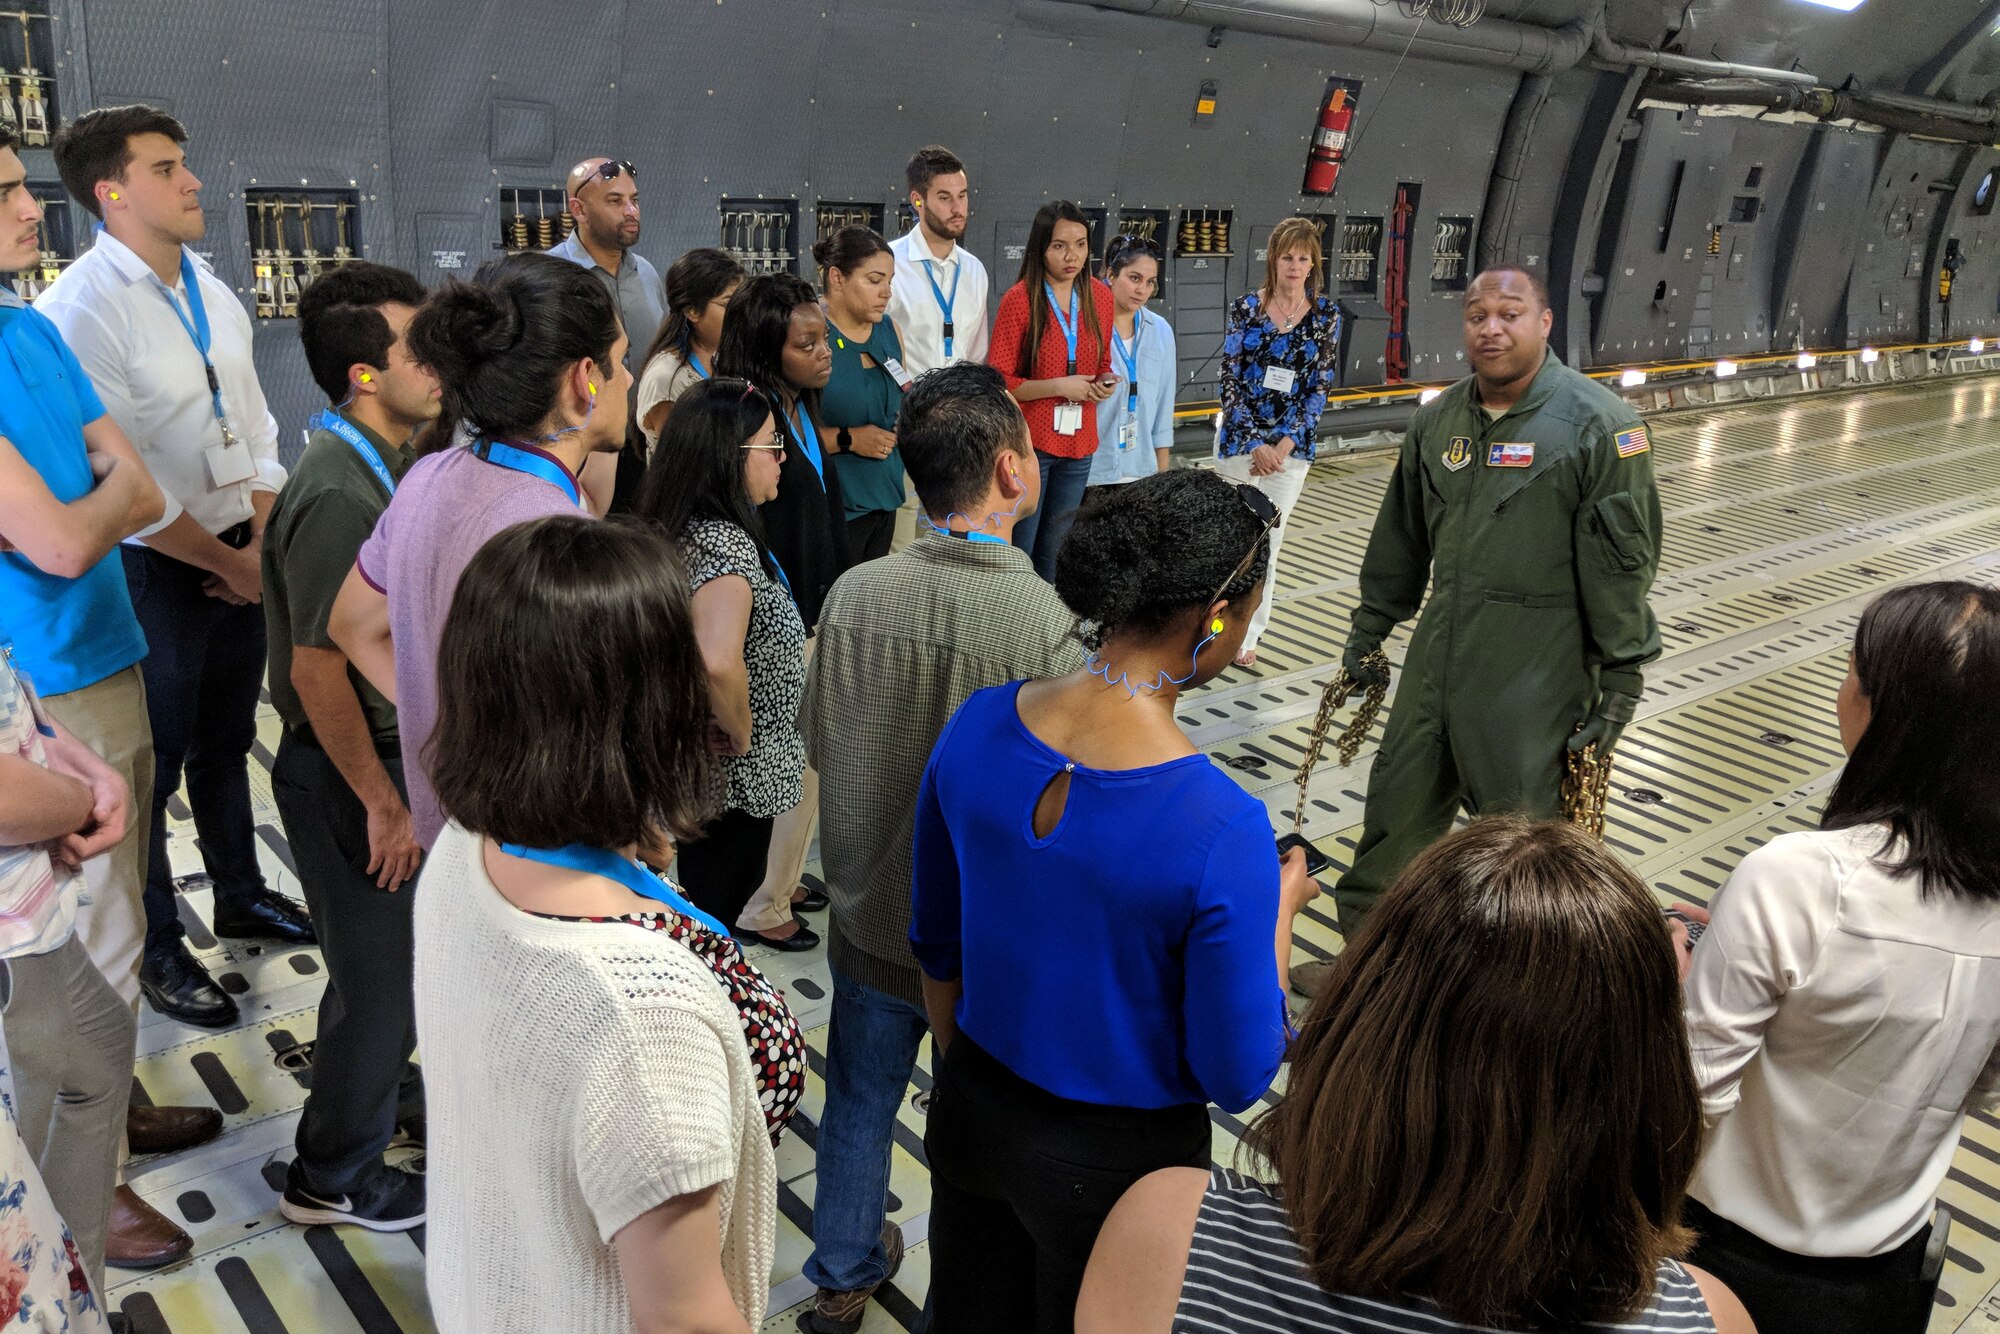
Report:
1615,425,1651,458
1487,442,1535,468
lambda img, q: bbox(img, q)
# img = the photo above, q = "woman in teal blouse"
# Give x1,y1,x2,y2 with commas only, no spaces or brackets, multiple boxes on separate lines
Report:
814,227,909,562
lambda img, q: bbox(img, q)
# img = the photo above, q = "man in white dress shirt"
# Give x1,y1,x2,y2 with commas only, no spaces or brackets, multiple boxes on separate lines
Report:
886,145,990,380
38,106,315,1039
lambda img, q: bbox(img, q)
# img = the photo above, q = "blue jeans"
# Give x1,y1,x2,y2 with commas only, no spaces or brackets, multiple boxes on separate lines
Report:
1011,451,1094,583
803,964,930,1293
121,540,271,953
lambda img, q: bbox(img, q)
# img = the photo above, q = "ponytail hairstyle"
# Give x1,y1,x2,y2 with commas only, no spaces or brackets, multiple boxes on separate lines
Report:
405,252,619,441
1053,469,1269,652
1015,200,1100,370
641,247,744,373
811,224,892,287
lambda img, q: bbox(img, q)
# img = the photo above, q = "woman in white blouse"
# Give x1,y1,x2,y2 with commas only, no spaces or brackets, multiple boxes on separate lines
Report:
1680,580,2000,1334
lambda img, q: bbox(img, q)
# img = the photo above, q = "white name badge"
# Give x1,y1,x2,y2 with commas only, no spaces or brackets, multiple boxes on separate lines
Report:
204,438,257,489
1118,417,1138,449
882,356,915,390
1262,365,1298,394
1053,402,1084,435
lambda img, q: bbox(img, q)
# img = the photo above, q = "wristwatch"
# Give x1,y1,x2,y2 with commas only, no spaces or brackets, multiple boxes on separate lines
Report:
836,426,853,453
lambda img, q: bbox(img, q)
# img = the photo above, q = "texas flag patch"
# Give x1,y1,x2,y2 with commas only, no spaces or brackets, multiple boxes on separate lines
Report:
1615,426,1651,458
1487,442,1535,468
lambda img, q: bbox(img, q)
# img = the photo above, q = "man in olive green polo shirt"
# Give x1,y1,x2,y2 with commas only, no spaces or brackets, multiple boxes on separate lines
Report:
1313,267,1661,966
261,261,439,1230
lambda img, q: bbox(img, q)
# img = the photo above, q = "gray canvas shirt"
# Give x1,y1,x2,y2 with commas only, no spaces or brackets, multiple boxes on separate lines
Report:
799,530,1082,1005
548,233,666,361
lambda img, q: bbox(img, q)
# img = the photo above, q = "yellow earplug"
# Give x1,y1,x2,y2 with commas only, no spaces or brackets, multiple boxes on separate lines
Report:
588,382,597,396
358,372,373,383
1211,618,1226,635
108,191,120,201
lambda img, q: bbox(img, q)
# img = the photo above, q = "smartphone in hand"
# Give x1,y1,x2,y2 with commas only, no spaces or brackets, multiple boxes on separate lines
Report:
1276,832,1334,877
1663,906,1707,946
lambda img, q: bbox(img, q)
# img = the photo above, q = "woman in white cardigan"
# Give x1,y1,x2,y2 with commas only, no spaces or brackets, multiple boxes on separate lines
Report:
1679,580,2000,1334
413,515,802,1334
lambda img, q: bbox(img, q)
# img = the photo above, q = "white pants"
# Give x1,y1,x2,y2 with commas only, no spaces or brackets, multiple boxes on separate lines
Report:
1211,452,1312,652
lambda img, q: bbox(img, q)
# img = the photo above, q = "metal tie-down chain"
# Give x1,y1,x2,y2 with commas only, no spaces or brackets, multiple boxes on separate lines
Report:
1290,649,1390,833
1562,742,1614,840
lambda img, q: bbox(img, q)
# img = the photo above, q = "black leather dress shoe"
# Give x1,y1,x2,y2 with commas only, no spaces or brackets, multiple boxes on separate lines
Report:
139,942,239,1028
212,887,317,945
737,919,821,953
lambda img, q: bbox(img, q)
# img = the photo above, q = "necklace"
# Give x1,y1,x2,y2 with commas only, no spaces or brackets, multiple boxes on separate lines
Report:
1268,292,1308,331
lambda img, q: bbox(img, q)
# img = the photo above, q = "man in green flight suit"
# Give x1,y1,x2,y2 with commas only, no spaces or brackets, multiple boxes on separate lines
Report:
1299,267,1661,991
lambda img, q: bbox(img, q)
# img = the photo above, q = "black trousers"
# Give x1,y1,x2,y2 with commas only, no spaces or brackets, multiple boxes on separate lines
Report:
271,734,421,1192
676,806,774,929
1685,1198,1940,1334
123,535,270,952
925,1034,1210,1334
846,510,897,563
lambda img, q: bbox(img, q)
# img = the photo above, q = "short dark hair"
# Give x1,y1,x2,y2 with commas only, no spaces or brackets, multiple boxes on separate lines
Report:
811,224,891,282
1821,580,2000,902
1467,265,1550,310
51,105,187,219
296,261,426,404
641,246,743,371
427,515,718,849
714,272,822,406
905,145,965,197
405,252,619,441
1054,470,1269,652
896,362,1028,518
1246,817,1701,1330
631,377,780,567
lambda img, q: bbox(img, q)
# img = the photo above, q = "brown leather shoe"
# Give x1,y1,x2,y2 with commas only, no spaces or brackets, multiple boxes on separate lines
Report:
127,1104,224,1157
106,1185,192,1270
1289,958,1337,1000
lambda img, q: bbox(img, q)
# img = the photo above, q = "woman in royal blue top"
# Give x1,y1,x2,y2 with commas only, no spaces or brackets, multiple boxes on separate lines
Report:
911,469,1319,1334
1214,215,1343,667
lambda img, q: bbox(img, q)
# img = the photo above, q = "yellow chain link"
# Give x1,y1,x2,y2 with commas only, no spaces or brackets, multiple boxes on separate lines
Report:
1562,742,1614,840
1290,649,1390,833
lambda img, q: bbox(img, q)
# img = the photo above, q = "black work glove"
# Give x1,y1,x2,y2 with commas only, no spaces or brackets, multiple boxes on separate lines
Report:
1342,638,1389,690
1568,687,1638,755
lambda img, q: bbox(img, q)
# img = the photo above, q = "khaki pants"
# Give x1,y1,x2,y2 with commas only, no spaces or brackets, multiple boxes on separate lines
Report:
40,667,154,1013
2,937,138,1293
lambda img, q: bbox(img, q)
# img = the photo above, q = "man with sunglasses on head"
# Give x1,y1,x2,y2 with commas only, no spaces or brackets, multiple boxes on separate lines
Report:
550,157,665,363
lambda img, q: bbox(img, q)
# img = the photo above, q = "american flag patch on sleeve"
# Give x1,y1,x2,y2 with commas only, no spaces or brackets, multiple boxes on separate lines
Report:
1615,426,1650,458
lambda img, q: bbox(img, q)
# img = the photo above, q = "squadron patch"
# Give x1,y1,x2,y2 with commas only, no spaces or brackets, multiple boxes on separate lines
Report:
1615,425,1651,458
1487,442,1535,468
1443,436,1473,472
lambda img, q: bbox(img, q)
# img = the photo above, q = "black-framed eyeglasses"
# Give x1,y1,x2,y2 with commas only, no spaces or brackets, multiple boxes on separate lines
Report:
1208,484,1281,606
575,159,637,194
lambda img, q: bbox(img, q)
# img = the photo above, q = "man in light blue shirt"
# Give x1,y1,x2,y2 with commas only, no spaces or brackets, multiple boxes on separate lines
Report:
549,157,665,361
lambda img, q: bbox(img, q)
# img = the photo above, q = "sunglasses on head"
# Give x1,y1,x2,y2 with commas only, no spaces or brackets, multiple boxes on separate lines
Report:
1207,484,1281,609
575,159,637,193
1107,234,1164,266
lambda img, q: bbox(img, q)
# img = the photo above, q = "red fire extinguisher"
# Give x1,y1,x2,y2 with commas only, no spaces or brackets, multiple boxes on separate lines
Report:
1302,87,1354,196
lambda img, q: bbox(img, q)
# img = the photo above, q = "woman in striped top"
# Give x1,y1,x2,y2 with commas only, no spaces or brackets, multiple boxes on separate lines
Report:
1077,817,1755,1334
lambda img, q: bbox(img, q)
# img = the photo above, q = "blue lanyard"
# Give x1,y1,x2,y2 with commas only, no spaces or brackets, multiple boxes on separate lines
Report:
496,842,731,937
923,259,961,358
766,552,795,601
1113,318,1142,411
687,349,710,380
157,250,234,444
781,398,824,484
308,410,398,496
1044,282,1080,374
945,529,1008,545
475,441,583,507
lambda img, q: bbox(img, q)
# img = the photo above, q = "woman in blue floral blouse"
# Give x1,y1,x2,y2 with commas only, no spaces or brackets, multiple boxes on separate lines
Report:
1215,216,1343,666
